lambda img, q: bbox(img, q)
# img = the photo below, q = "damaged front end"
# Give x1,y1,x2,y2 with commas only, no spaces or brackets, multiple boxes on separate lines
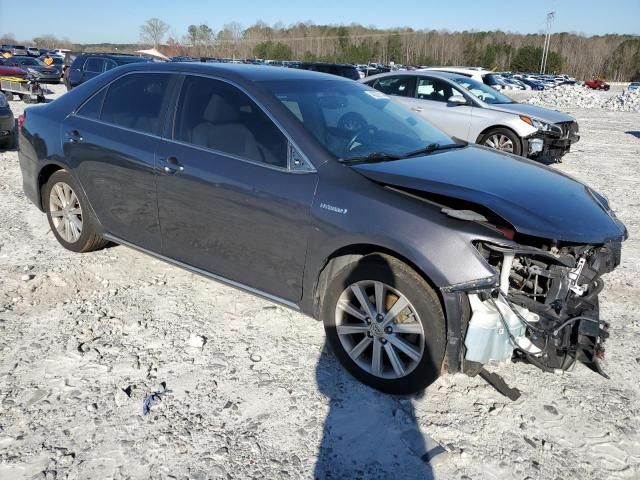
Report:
463,239,622,378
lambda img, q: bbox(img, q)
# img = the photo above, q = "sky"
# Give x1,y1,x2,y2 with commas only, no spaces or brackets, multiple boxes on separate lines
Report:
0,0,638,44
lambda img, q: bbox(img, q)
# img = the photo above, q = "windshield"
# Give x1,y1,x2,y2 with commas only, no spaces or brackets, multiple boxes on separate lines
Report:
451,76,514,104
261,79,455,160
17,57,43,66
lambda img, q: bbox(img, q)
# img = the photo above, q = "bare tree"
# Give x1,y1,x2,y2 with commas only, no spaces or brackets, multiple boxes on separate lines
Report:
140,18,170,48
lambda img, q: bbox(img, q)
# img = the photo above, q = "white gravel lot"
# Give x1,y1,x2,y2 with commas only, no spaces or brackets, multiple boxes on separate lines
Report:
0,84,639,480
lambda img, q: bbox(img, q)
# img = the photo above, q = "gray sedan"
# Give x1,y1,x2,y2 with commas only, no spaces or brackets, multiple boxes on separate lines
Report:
19,63,624,394
363,71,579,162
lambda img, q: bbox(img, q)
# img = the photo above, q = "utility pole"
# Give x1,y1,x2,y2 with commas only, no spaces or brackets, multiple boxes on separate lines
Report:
540,11,555,74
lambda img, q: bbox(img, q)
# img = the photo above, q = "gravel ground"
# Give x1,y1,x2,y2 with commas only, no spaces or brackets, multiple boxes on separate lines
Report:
1,84,639,480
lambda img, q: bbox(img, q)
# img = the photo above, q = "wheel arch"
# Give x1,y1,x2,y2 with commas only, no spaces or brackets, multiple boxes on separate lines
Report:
475,124,523,146
311,243,445,320
311,242,469,375
37,163,66,209
36,163,104,233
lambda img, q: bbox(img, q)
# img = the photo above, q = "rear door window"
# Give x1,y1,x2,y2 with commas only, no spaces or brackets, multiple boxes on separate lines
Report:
100,73,173,135
104,59,118,71
77,88,107,119
173,75,288,168
415,77,462,102
371,76,415,97
84,57,106,74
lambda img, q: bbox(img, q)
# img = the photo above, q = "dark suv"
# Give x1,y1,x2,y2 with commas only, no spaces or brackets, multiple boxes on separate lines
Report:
294,62,360,80
67,53,150,89
18,63,626,394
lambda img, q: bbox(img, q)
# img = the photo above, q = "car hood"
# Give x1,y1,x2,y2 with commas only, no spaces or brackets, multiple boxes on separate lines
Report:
28,66,57,73
352,145,627,244
486,102,575,123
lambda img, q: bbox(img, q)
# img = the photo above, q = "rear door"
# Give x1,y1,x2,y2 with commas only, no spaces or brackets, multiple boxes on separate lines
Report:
404,76,473,140
155,75,317,302
62,72,178,250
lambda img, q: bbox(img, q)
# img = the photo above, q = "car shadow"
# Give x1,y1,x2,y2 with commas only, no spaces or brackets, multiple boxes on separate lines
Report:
625,131,640,139
314,255,443,479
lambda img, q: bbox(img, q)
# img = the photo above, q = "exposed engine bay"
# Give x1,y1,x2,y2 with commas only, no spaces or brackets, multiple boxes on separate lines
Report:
464,240,622,378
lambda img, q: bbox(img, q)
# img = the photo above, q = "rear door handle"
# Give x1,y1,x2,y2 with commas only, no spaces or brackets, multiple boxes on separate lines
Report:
65,130,83,143
159,156,184,174
411,106,423,113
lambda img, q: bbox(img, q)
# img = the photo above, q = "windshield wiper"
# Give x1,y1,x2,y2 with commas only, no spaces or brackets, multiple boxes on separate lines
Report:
402,142,467,158
340,141,468,164
339,151,403,164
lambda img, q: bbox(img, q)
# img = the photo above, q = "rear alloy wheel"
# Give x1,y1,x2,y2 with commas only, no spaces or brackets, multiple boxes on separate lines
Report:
43,170,108,253
49,181,84,243
480,128,522,156
322,254,446,394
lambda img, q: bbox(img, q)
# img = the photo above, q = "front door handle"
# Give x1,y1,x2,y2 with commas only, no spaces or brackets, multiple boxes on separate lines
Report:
411,106,423,113
159,156,184,174
65,130,83,143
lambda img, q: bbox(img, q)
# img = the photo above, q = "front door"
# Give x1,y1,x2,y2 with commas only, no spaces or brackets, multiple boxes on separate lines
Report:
156,75,317,302
404,76,473,141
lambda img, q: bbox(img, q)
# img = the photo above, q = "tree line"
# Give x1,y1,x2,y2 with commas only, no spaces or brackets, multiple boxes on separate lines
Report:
3,20,639,81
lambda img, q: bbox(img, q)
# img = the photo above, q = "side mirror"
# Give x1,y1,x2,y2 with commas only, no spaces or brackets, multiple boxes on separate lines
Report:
447,95,467,106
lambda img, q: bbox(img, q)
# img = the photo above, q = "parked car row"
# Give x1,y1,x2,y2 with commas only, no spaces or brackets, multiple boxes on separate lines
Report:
1,44,70,58
17,62,626,394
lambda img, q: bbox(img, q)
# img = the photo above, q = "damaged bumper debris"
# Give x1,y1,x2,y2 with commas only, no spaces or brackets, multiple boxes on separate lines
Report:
525,120,580,161
462,240,621,379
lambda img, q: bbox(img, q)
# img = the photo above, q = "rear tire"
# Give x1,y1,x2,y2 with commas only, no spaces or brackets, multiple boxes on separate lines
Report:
479,128,523,156
0,132,14,150
321,254,446,394
43,170,108,253
4,92,14,101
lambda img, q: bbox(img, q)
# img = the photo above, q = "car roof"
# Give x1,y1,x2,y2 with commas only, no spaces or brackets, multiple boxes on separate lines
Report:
114,61,354,83
423,66,492,76
362,70,465,82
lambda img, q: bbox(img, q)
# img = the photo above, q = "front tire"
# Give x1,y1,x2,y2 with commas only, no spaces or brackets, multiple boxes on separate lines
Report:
479,128,523,156
321,254,446,394
43,170,108,253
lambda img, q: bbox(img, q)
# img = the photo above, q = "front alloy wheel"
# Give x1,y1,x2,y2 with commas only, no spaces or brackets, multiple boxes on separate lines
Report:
322,254,446,394
335,281,425,379
484,133,514,153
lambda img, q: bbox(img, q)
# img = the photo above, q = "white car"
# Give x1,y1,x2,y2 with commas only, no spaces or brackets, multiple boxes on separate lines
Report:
50,48,71,57
362,71,580,162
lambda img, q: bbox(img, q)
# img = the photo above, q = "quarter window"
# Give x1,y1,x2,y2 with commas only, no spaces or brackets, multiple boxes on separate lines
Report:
100,73,172,135
174,76,288,168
